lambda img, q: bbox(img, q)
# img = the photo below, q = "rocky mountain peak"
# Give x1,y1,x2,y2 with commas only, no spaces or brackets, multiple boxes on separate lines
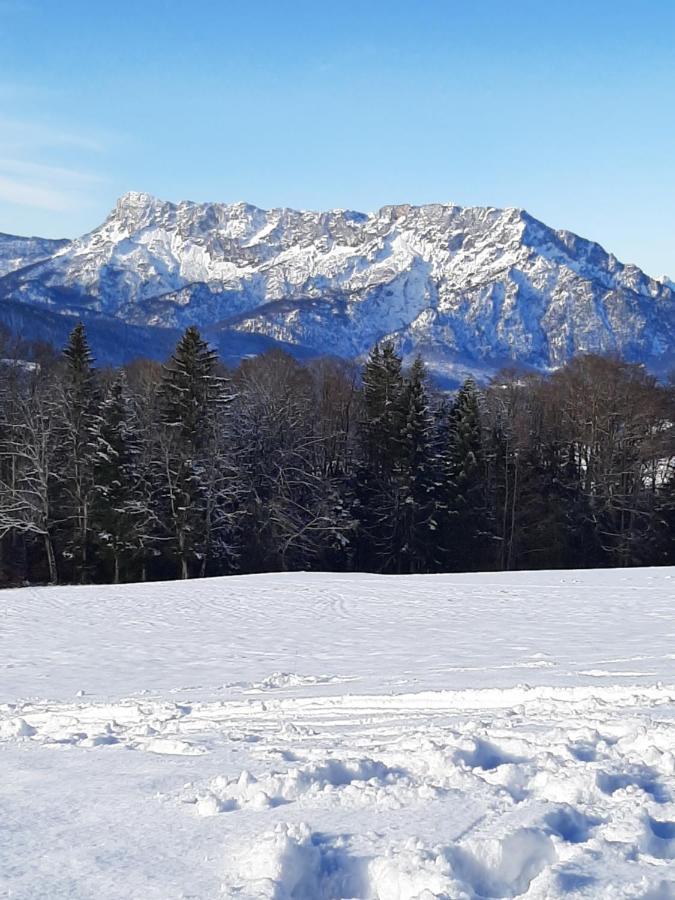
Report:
106,191,173,233
0,196,672,382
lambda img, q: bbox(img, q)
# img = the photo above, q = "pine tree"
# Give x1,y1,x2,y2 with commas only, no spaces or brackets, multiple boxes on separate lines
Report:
55,323,99,581
442,377,492,571
505,439,577,570
397,356,441,573
91,373,144,583
156,326,233,579
160,325,225,448
361,342,406,475
356,342,407,572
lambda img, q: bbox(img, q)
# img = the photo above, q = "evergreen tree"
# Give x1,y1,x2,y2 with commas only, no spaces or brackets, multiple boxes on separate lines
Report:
442,377,492,571
160,325,225,448
55,323,99,581
91,373,144,583
397,357,441,573
0,333,671,584
505,440,577,570
156,326,233,578
356,342,407,572
361,342,406,475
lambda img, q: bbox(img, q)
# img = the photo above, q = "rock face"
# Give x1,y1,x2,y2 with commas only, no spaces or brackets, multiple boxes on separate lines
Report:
0,192,672,379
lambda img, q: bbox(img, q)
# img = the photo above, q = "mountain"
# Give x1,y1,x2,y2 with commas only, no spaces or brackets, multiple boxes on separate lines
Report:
0,233,70,277
0,192,672,381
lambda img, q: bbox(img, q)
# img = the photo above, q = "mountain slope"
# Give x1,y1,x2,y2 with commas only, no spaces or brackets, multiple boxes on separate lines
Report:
0,193,672,378
0,232,70,277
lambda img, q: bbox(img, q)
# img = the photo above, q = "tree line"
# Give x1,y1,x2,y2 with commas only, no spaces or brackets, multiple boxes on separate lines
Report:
0,323,672,585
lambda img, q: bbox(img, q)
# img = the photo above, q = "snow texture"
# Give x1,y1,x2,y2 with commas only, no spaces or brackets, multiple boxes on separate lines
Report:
0,195,673,380
1,567,674,898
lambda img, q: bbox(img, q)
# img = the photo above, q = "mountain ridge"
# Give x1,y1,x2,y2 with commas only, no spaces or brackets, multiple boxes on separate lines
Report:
0,194,672,382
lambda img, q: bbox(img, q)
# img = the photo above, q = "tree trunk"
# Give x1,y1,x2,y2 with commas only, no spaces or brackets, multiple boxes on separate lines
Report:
44,533,58,585
80,501,89,584
507,451,519,571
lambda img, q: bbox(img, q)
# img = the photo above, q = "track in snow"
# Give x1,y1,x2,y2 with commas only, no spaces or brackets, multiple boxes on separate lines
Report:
1,568,674,898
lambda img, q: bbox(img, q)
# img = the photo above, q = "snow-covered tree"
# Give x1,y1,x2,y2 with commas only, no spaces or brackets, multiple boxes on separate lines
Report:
232,350,355,572
397,357,441,573
0,330,671,583
160,325,225,447
54,323,100,581
91,373,148,583
0,367,60,583
156,326,234,578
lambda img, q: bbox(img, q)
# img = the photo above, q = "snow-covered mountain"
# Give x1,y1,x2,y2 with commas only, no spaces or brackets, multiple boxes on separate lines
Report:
0,232,70,277
0,192,672,379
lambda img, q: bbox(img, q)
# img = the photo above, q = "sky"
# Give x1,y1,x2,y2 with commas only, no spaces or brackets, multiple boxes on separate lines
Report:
0,0,673,276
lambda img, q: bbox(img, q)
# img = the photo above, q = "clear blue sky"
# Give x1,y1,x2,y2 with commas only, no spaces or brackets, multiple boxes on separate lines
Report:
1,0,673,276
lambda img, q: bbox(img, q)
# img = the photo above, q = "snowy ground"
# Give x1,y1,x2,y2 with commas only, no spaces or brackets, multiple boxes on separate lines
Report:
1,567,674,899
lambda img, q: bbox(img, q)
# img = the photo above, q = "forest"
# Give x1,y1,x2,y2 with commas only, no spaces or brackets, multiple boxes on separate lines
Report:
0,323,672,586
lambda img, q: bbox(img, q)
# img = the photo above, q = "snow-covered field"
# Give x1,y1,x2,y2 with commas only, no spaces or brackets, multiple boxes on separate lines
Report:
2,567,674,899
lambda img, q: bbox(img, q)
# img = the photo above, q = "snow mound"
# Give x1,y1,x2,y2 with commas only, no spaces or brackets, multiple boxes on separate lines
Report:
248,672,351,691
224,822,557,899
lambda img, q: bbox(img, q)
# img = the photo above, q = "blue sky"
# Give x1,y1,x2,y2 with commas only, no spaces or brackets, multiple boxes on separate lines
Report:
0,0,673,276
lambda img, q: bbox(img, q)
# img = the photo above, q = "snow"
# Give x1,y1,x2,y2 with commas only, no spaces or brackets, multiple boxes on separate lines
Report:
0,232,70,277
2,197,673,378
1,566,674,898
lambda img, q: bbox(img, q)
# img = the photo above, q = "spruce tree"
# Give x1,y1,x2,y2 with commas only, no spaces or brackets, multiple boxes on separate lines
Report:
161,325,224,448
397,356,441,573
506,440,575,569
91,373,143,583
356,342,407,572
361,342,406,475
156,326,232,579
55,323,99,581
442,377,492,571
